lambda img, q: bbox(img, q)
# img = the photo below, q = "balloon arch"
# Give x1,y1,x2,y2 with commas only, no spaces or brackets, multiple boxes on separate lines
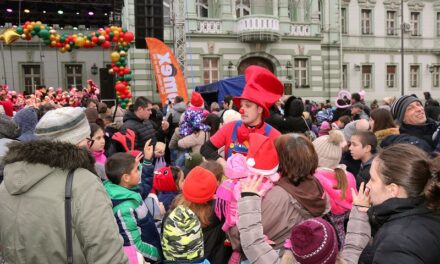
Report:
0,21,134,109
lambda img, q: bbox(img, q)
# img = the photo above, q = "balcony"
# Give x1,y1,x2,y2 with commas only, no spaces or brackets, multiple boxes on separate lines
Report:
236,15,280,43
196,20,223,34
289,23,311,37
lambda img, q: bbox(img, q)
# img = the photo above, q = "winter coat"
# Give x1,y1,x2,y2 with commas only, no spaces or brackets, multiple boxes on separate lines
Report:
399,118,439,151
374,127,399,147
178,131,210,154
359,197,440,264
167,101,187,125
122,110,158,150
104,181,162,262
355,157,374,190
228,185,330,253
0,140,128,264
238,195,369,264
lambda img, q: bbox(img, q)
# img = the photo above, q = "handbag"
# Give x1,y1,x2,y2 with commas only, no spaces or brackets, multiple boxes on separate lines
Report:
302,117,317,141
65,169,75,264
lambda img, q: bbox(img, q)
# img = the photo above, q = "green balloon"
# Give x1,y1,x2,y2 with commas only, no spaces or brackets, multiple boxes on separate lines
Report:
115,61,122,67
122,28,127,33
124,74,132,81
109,32,114,38
16,27,23,34
43,39,51,45
33,25,40,32
38,29,50,39
60,36,66,43
31,30,36,36
121,103,127,108
87,34,92,40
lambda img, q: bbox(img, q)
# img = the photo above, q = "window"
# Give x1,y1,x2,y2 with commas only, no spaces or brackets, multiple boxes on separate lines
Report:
386,65,396,88
203,58,219,84
410,65,420,87
65,64,83,89
294,59,309,88
410,12,420,36
433,66,440,87
437,12,440,36
362,65,372,88
361,9,372,35
341,8,347,34
386,11,396,36
342,64,348,89
22,64,42,94
163,0,171,24
236,0,250,18
196,0,208,18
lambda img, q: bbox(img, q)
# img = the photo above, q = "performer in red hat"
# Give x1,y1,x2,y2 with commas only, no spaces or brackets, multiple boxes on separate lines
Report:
200,65,283,167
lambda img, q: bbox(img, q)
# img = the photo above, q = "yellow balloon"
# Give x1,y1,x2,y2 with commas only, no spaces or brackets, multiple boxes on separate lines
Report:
110,51,120,62
0,28,21,45
75,37,85,47
60,47,66,53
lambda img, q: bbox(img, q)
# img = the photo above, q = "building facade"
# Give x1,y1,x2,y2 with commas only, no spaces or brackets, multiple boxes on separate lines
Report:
2,0,440,102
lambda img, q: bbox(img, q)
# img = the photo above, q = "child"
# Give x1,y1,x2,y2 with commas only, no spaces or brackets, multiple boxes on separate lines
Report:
104,151,162,263
349,131,377,189
89,123,106,165
152,166,184,211
162,166,217,263
313,130,356,249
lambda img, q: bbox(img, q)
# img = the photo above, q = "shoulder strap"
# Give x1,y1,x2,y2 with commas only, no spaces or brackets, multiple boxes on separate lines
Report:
264,123,273,136
302,117,311,132
65,169,75,264
231,120,242,141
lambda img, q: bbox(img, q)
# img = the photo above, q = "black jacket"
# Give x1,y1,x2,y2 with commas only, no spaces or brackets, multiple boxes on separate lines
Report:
355,157,373,190
121,110,158,150
399,118,439,151
359,197,440,264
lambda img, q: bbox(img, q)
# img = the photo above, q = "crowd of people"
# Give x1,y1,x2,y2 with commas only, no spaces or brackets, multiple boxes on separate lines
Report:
0,65,439,264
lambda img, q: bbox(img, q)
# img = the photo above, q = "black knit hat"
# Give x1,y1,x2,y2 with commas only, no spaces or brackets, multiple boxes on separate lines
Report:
390,95,422,123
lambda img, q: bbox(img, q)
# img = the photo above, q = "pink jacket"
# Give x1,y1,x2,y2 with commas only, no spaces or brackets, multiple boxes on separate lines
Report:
314,168,356,215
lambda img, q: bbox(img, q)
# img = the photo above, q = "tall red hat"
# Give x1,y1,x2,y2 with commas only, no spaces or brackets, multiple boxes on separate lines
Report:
233,65,283,118
246,133,279,175
190,91,204,108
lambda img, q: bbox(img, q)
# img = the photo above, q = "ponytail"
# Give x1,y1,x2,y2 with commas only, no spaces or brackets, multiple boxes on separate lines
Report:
425,155,440,212
334,167,348,200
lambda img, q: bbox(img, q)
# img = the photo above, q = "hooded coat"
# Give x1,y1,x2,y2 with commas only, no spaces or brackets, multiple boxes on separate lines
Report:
0,140,128,264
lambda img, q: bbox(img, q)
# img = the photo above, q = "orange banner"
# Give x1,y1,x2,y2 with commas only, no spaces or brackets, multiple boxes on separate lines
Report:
146,38,188,105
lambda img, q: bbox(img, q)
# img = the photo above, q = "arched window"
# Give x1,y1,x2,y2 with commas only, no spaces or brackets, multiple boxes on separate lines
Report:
236,0,251,18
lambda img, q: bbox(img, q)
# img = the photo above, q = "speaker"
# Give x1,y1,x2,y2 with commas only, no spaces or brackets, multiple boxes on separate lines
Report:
134,0,164,49
99,67,116,100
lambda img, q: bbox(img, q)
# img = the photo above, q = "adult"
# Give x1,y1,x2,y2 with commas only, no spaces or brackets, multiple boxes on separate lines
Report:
121,96,169,151
351,92,370,116
218,95,234,119
0,114,21,184
0,107,128,263
351,144,440,263
13,106,39,142
390,95,440,152
0,92,13,117
165,95,187,128
369,108,399,145
277,96,309,134
351,103,369,120
200,66,283,167
228,133,329,258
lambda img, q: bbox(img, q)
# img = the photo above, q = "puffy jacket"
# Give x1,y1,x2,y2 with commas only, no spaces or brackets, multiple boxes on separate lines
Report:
167,101,187,125
359,197,440,264
122,110,157,150
0,140,128,264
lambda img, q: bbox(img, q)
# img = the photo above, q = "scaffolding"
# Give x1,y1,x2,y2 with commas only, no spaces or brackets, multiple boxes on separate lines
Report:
172,0,186,73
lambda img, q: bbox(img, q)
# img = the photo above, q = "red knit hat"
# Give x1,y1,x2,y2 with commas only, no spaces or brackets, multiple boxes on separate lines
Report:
183,166,217,204
190,92,204,108
246,133,279,175
153,166,178,192
290,218,338,264
233,65,283,118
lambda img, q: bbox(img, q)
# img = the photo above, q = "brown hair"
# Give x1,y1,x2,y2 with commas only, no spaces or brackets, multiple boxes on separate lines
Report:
200,160,224,183
352,131,378,154
170,194,212,228
275,134,318,186
334,168,348,200
370,108,396,132
376,144,440,212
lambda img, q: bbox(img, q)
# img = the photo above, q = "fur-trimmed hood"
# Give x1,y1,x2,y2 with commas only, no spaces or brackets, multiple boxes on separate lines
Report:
3,140,97,195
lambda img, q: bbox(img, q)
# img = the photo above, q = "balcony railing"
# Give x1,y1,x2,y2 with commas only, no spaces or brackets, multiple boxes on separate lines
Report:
289,24,311,37
236,15,281,42
196,20,223,34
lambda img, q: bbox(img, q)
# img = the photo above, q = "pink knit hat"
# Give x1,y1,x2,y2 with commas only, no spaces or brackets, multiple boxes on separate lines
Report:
290,218,338,264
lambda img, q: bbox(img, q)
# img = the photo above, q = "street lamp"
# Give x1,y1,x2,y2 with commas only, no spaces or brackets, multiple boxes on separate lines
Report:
428,64,435,73
286,61,292,80
354,64,361,71
91,64,98,75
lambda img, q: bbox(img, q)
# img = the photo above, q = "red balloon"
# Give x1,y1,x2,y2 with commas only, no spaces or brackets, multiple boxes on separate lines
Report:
112,66,119,72
112,36,119,42
115,82,126,92
102,41,111,49
91,36,99,43
124,68,131,74
123,32,134,43
105,27,112,33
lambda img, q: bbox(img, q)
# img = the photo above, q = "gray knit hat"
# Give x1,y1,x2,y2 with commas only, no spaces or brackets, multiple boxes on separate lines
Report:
391,95,422,123
313,130,345,169
0,114,21,139
35,107,90,145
